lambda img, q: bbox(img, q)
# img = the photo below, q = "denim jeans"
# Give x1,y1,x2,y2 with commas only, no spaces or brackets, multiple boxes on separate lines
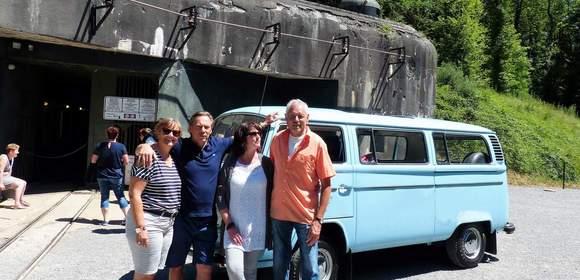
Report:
97,177,129,209
272,219,319,280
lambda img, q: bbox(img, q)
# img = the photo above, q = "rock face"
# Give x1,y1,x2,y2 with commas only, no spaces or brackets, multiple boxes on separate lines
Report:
0,0,436,116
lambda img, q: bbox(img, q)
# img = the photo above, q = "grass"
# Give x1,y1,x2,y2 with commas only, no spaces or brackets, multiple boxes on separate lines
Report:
435,63,580,187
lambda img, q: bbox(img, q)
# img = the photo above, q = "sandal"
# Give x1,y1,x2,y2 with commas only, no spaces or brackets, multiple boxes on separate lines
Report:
21,201,31,207
12,205,26,209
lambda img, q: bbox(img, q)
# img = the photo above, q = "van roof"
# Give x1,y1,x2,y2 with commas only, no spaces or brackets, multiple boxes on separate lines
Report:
222,106,495,134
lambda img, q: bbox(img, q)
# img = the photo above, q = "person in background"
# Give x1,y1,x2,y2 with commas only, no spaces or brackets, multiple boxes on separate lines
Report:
139,128,156,145
216,122,274,280
91,126,129,226
0,143,29,209
126,118,182,280
270,99,335,280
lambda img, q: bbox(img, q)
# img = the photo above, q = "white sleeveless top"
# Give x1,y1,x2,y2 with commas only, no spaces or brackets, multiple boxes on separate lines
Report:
1,154,13,174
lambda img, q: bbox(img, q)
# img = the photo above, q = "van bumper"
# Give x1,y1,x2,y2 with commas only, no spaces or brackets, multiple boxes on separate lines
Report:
503,222,516,234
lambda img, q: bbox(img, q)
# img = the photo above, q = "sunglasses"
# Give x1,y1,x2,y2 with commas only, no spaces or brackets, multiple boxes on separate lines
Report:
247,131,260,136
162,128,181,137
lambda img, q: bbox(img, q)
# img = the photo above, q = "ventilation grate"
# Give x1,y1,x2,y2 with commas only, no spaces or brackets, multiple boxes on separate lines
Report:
489,135,504,162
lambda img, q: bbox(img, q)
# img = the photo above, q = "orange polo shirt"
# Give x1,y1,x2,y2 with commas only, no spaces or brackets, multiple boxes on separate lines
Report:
269,128,336,224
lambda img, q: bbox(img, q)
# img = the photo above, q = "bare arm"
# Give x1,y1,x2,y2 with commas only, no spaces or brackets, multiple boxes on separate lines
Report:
0,157,6,190
316,177,332,220
129,177,149,247
122,154,130,166
261,111,280,128
219,208,243,245
307,177,332,246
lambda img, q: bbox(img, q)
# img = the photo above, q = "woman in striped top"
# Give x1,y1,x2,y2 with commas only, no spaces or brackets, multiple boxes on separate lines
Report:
126,118,182,280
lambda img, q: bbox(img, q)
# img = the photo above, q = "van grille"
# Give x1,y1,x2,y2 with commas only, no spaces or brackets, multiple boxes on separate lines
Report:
489,135,504,162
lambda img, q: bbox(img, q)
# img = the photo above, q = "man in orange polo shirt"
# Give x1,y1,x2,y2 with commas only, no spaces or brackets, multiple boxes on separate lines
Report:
270,99,336,280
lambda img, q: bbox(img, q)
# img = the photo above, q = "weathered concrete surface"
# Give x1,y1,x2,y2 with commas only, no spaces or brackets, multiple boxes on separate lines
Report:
0,0,437,116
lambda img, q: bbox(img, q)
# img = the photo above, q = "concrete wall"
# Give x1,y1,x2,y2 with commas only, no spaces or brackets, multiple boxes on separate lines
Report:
0,0,437,116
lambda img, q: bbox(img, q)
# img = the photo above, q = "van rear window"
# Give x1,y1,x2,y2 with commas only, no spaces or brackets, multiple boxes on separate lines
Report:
433,133,491,164
357,128,427,164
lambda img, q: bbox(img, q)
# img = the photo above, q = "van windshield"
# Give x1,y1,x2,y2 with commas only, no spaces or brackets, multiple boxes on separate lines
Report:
213,113,266,141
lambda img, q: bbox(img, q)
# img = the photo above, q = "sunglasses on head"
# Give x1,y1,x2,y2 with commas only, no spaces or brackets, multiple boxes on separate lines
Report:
162,128,181,137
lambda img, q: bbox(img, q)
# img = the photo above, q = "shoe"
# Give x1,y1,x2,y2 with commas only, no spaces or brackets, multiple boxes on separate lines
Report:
121,220,126,226
101,220,109,226
12,205,26,209
21,200,31,207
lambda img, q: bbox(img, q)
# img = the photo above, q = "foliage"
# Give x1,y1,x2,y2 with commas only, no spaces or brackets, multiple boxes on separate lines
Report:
379,0,488,78
483,0,531,96
540,2,580,114
435,64,579,183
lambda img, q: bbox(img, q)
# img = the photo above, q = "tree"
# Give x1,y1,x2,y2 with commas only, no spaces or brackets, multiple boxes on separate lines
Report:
379,0,489,79
483,0,531,96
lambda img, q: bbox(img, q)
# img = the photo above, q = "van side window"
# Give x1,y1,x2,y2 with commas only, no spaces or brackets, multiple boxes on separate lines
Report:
433,133,492,164
278,125,346,163
357,128,427,164
433,133,449,164
357,129,375,164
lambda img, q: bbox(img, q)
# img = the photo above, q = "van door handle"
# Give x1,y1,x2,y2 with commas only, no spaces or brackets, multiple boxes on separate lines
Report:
337,184,352,194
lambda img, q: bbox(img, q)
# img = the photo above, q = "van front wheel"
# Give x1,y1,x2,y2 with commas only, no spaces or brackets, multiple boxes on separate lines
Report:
290,239,338,280
446,224,486,268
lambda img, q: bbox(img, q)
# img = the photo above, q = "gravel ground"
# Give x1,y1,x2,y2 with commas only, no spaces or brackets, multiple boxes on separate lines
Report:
21,186,580,280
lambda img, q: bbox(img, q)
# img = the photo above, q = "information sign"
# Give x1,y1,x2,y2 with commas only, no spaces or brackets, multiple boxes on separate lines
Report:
103,96,157,122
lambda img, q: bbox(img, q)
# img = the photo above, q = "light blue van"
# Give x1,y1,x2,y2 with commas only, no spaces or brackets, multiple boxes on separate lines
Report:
213,106,515,280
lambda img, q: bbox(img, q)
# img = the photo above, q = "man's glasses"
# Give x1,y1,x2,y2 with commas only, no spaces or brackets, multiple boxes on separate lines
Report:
162,128,181,137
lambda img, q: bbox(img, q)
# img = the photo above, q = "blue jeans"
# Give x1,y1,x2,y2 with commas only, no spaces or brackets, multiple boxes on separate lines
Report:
272,219,319,280
97,178,128,209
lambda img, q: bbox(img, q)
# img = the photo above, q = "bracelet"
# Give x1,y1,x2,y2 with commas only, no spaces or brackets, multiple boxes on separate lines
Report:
226,222,236,230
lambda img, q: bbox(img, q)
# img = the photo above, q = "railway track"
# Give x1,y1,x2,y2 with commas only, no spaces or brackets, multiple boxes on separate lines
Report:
0,190,97,280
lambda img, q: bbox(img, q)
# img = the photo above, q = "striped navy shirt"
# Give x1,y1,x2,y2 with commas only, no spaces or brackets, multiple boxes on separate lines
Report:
131,151,181,213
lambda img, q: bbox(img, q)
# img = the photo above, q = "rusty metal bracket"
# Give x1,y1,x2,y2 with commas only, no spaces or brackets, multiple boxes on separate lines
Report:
368,47,406,113
319,36,350,78
81,0,114,43
164,6,198,59
249,23,281,69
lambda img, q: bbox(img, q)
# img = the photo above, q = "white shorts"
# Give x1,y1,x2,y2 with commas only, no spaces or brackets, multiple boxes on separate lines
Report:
125,209,175,275
3,176,19,186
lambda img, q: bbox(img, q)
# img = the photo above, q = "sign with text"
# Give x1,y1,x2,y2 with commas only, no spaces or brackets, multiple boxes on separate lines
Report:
103,96,156,122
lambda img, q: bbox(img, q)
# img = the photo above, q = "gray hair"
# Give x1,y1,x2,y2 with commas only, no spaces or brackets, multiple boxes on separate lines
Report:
285,99,309,114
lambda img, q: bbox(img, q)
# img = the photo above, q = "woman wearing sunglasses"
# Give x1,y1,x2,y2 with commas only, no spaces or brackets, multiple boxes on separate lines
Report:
126,118,182,280
216,122,274,280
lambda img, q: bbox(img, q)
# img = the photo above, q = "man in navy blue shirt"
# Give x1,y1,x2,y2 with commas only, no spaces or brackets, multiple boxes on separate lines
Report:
91,126,129,226
137,111,277,280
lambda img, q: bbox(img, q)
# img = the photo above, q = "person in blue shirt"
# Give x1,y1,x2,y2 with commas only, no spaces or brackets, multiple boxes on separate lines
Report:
91,126,129,226
136,111,278,280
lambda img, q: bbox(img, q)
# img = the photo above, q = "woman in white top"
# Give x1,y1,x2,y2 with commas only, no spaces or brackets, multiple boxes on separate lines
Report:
216,122,274,280
0,143,29,209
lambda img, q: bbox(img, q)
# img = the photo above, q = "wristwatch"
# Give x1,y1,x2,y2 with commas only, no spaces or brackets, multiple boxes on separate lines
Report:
135,227,147,234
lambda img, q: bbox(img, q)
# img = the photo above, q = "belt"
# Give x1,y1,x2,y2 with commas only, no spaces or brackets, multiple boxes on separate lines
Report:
144,209,179,218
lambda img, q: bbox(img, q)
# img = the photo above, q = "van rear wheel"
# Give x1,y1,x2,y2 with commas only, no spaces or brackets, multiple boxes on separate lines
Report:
446,224,487,268
290,239,338,280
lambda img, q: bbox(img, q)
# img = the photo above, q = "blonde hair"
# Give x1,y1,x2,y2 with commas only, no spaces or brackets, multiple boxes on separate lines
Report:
154,118,182,138
6,143,20,153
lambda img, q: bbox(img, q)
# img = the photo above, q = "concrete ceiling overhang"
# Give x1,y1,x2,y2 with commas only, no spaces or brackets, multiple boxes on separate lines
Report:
0,27,332,81
0,27,174,73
